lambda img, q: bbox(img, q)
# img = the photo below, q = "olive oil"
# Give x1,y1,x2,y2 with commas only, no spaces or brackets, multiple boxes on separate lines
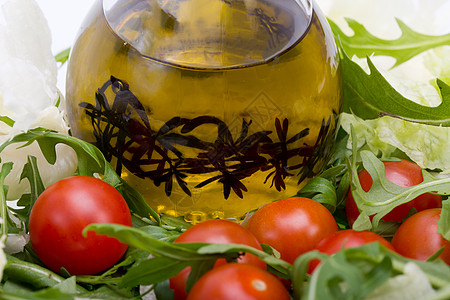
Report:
66,0,342,222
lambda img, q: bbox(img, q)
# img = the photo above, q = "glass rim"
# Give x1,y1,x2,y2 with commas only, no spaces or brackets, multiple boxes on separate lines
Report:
102,0,314,71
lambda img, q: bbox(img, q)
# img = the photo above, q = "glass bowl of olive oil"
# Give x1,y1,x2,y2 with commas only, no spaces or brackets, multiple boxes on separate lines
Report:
66,0,342,223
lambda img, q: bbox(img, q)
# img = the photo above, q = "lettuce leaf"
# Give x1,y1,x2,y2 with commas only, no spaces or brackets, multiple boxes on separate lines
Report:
340,113,450,173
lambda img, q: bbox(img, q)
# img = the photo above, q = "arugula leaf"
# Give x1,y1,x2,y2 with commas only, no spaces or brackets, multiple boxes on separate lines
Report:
75,248,146,287
20,156,45,204
83,223,233,289
290,250,327,299
0,116,15,127
330,18,450,67
438,199,450,241
1,282,75,300
84,223,291,291
184,260,217,292
302,245,392,300
138,225,182,242
296,162,351,215
120,256,189,288
297,243,450,300
86,223,450,299
0,128,157,221
83,224,209,261
3,255,86,292
54,48,70,66
1,273,133,299
17,156,45,230
296,177,338,212
341,51,450,126
197,243,291,273
349,151,450,230
0,162,13,238
160,215,192,231
154,280,174,300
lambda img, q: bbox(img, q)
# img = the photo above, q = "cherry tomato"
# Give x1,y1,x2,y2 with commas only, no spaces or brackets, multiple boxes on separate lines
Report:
309,229,395,272
245,197,338,264
391,208,450,264
29,176,132,275
187,263,290,300
169,219,266,300
346,159,442,226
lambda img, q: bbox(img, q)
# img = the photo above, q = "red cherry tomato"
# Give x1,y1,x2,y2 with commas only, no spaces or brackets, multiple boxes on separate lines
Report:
29,176,132,275
309,229,395,272
245,197,338,264
169,219,266,300
346,159,442,226
391,208,450,264
186,263,290,300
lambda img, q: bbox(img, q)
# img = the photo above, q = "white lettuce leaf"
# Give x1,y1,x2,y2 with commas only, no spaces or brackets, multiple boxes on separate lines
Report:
0,0,77,200
5,232,29,255
366,263,435,300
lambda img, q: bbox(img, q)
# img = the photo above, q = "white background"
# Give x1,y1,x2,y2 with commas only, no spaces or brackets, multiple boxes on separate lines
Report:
34,0,95,94
34,0,450,97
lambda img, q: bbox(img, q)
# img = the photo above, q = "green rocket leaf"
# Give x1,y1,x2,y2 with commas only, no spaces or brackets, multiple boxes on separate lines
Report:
349,151,450,230
341,51,450,126
438,200,450,241
330,18,450,67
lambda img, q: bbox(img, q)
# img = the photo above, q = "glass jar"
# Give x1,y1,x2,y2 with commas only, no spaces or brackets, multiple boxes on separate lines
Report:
65,0,342,222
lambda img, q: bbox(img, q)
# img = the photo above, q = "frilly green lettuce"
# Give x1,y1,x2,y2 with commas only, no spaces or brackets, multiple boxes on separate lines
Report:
376,117,450,173
341,113,450,173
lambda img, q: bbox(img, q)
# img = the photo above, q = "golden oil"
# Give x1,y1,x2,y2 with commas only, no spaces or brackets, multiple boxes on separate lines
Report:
66,0,342,222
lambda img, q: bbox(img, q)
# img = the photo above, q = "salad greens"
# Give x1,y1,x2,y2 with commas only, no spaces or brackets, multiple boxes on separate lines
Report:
341,52,450,126
0,128,159,228
339,113,450,173
349,150,450,231
54,48,71,65
0,163,13,240
438,200,450,241
329,18,450,68
0,1,449,299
